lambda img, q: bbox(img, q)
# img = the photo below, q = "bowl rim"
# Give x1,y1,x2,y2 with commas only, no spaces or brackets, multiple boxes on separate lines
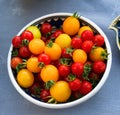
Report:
7,12,112,109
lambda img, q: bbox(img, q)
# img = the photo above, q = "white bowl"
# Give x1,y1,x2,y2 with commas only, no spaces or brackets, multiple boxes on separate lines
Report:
7,13,112,109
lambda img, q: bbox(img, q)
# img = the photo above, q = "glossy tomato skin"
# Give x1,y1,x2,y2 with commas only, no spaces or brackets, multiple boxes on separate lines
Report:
12,36,22,48
93,61,106,74
93,34,104,46
58,65,70,78
41,22,52,34
71,62,84,76
71,37,82,49
11,57,22,69
69,78,82,91
21,30,34,41
81,40,94,53
81,30,94,41
19,46,31,58
79,80,92,95
38,53,51,65
40,89,50,102
53,30,63,38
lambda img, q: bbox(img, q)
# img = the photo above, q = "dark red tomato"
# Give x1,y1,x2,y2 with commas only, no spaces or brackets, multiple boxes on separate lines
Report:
21,30,34,41
71,37,82,49
61,48,73,58
69,78,82,91
79,81,92,95
38,53,51,65
40,89,50,102
58,65,70,78
93,61,106,74
41,22,52,34
29,82,41,95
11,57,22,69
93,34,105,46
19,46,31,58
81,40,94,53
53,30,63,38
89,72,100,81
71,62,84,76
72,91,81,99
41,36,48,42
81,30,94,41
12,36,22,48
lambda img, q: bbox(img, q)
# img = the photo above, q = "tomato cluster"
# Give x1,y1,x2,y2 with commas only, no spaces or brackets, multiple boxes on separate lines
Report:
10,13,108,103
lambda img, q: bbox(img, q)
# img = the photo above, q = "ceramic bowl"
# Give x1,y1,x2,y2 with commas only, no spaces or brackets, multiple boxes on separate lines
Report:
7,13,112,109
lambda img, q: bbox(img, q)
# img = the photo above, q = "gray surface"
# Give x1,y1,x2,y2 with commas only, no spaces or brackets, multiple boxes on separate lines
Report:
0,0,120,115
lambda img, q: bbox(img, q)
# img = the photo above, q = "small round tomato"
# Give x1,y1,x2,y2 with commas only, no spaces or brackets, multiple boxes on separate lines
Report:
38,53,51,65
79,81,92,95
12,36,22,48
53,29,63,38
21,30,34,41
58,65,70,78
81,40,94,53
41,22,52,34
19,46,31,58
69,78,82,91
40,65,59,82
17,69,34,88
93,61,106,74
11,57,22,69
71,36,82,49
40,89,50,102
61,48,73,58
81,30,94,41
71,62,84,76
50,81,71,102
93,34,104,46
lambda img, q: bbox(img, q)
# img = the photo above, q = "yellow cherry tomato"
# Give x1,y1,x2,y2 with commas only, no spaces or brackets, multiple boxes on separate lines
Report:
73,49,87,64
55,34,71,49
28,39,45,55
26,26,41,39
50,81,71,102
63,15,80,36
26,57,41,73
89,47,107,62
44,42,61,60
17,69,34,88
78,26,93,37
40,65,59,82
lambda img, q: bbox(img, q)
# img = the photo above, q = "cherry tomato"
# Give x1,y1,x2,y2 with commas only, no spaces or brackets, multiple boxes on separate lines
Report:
93,61,106,74
41,22,52,34
58,65,70,78
61,48,73,58
53,29,63,38
81,30,94,41
93,34,105,46
71,36,82,49
40,89,50,102
38,53,51,65
19,46,31,58
12,36,22,48
81,40,94,53
79,81,92,95
69,78,81,91
11,57,22,69
21,30,34,41
71,62,84,76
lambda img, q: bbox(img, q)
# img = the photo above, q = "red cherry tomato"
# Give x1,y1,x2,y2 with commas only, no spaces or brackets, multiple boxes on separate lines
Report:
71,62,84,76
81,30,94,41
11,57,22,69
81,40,94,53
41,22,52,34
58,65,70,78
93,34,105,46
69,78,82,91
53,29,63,38
21,30,34,41
12,36,22,48
19,46,31,58
61,48,73,58
71,37,82,49
40,89,50,102
38,53,51,65
79,81,92,95
93,61,106,74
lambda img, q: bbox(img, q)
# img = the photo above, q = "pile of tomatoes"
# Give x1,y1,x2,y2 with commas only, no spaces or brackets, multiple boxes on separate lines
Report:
11,13,108,103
